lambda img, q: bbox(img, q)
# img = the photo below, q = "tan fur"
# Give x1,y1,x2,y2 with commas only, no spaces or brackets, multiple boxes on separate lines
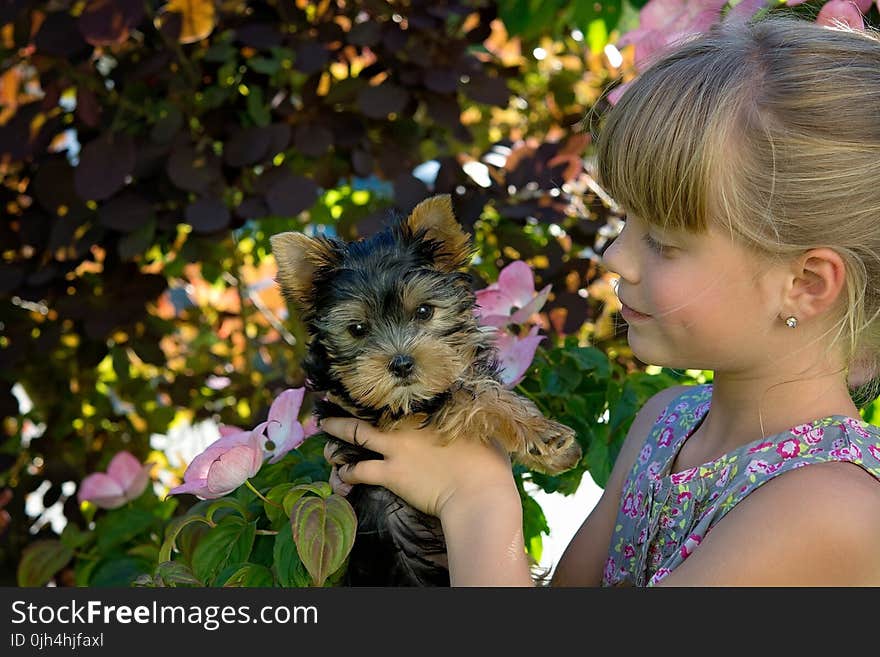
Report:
406,195,475,272
269,231,338,309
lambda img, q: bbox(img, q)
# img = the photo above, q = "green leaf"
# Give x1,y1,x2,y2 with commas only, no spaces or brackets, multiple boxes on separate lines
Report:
248,57,280,75
17,540,75,587
89,556,153,587
205,497,249,524
191,516,257,585
290,494,357,587
247,87,270,127
159,514,213,563
263,483,299,527
222,563,274,587
60,523,93,550
566,346,611,381
154,560,203,587
273,526,311,587
521,494,549,563
95,507,155,553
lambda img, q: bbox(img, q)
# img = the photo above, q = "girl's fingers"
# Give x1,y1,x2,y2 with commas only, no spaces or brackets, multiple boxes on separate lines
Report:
328,465,353,497
337,459,386,488
321,417,389,455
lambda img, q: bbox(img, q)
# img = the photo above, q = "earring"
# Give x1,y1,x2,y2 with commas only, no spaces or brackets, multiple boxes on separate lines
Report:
785,316,798,329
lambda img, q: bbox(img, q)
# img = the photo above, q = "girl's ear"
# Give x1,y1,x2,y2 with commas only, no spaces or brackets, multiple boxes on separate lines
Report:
270,231,341,310
783,247,847,322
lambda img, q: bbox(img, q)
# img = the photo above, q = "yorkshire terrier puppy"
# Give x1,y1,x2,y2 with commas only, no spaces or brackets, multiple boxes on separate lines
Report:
270,194,581,586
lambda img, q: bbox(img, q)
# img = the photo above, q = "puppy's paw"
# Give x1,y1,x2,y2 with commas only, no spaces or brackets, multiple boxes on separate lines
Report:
524,420,581,474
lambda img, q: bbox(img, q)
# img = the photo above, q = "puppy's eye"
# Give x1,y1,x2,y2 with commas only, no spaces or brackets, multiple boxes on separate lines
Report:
348,322,369,338
414,304,434,321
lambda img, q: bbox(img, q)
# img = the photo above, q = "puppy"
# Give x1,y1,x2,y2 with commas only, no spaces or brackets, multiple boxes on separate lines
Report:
270,195,581,585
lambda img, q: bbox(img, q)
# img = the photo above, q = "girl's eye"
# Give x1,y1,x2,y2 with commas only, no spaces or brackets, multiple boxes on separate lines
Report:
642,233,670,254
348,322,369,338
415,304,434,321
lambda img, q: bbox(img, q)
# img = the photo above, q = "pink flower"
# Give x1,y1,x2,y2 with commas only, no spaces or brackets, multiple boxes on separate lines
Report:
746,459,782,475
219,388,308,464
615,0,728,72
830,442,862,461
679,533,703,560
78,451,153,509
670,467,698,485
475,261,551,328
263,388,306,463
639,444,653,464
170,427,264,499
494,325,544,388
624,544,636,559
776,438,800,460
869,444,880,462
805,427,824,445
748,441,774,454
816,0,867,31
657,427,674,447
649,567,672,585
676,490,692,504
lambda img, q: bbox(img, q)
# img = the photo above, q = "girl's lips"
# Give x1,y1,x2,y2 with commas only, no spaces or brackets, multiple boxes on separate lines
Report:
619,302,651,322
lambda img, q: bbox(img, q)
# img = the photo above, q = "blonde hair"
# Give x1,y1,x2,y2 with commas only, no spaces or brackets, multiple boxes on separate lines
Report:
595,14,880,400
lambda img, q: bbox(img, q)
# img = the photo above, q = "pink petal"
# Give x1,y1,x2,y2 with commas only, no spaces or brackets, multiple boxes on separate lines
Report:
477,313,511,329
475,288,514,318
205,444,261,496
168,478,210,498
267,423,305,464
496,261,538,309
302,415,320,438
495,326,544,388
817,0,865,30
218,424,245,437
509,284,551,324
267,388,305,441
78,473,127,509
106,451,142,489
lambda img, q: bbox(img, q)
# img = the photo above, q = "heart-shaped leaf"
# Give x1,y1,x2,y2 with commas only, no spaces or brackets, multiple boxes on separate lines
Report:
17,540,74,587
290,494,356,587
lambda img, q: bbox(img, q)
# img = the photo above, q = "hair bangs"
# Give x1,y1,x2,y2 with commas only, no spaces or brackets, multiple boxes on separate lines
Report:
596,43,744,236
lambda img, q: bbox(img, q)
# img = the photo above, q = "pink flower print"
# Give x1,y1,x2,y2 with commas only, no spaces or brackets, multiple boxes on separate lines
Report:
748,441,774,454
804,427,824,445
639,443,653,464
622,492,639,518
675,402,689,412
776,438,800,460
808,447,824,455
649,568,672,585
636,491,645,518
665,413,680,425
694,402,710,417
791,423,813,435
676,490,692,504
715,465,732,487
655,408,668,423
869,445,880,462
603,557,616,583
747,459,782,475
844,417,863,430
658,427,674,448
624,544,636,559
679,533,703,560
853,425,871,439
660,514,676,529
647,461,662,481
830,442,862,461
670,467,698,485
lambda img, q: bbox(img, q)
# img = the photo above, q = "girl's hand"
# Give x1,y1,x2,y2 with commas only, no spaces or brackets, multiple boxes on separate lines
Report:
319,417,516,520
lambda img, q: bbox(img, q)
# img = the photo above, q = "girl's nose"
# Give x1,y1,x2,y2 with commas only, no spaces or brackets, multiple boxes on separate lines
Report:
600,226,639,284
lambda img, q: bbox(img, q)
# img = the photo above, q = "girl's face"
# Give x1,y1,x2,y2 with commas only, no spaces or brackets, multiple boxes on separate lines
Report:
601,213,785,374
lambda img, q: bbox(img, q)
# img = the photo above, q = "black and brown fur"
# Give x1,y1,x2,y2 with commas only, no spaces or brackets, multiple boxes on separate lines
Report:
270,195,581,586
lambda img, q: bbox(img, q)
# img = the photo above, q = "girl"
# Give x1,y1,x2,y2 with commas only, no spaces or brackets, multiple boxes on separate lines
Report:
320,14,880,586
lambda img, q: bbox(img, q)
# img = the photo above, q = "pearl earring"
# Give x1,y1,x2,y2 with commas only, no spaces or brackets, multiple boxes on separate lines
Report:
785,316,798,329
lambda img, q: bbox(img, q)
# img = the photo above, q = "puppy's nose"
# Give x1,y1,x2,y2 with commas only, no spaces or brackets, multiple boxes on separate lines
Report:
388,354,415,378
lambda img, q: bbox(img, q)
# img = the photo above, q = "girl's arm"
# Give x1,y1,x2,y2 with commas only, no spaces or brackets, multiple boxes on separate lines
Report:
552,385,690,586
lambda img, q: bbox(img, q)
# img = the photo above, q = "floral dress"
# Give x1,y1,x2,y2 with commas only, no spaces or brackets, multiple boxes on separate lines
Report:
601,384,880,587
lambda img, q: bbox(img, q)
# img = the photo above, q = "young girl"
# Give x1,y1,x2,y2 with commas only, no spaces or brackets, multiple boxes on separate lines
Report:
319,14,880,586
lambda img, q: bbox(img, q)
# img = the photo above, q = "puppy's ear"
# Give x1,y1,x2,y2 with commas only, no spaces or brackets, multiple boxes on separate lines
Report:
270,231,339,309
406,194,474,271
